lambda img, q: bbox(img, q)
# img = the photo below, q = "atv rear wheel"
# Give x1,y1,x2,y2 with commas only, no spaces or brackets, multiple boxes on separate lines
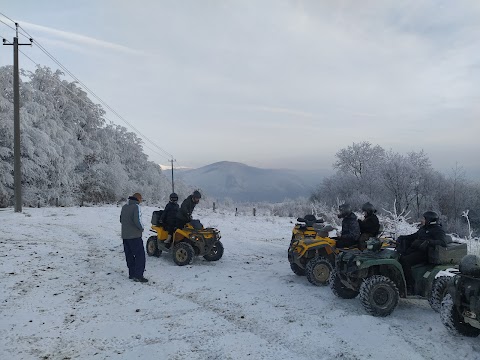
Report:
203,241,224,261
441,294,480,337
306,256,333,286
290,263,306,276
360,275,399,317
429,276,450,312
330,269,359,299
172,242,195,266
146,236,161,257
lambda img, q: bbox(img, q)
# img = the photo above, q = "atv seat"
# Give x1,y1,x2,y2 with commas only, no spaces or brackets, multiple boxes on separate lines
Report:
428,237,467,265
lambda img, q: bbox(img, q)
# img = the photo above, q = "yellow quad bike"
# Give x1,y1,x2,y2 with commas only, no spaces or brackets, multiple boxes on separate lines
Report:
288,215,337,286
146,212,223,266
287,215,389,286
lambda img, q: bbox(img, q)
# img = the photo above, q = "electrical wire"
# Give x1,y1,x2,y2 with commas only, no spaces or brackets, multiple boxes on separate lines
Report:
1,11,174,161
1,33,171,161
17,23,174,160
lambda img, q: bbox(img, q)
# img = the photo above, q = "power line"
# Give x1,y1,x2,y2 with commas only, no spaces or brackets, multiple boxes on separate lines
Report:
18,49,173,161
1,12,175,161
17,23,174,160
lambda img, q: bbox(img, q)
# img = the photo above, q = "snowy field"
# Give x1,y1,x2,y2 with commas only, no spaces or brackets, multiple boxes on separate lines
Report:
0,206,479,360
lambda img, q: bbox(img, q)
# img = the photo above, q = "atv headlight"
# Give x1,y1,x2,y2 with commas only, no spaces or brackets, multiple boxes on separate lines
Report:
356,260,362,267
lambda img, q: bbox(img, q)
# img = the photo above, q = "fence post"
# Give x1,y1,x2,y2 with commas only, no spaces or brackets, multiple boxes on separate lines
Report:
213,202,216,212
253,208,256,216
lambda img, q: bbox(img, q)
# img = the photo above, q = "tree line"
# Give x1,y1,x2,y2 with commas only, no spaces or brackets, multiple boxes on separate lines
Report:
0,65,185,207
311,142,480,236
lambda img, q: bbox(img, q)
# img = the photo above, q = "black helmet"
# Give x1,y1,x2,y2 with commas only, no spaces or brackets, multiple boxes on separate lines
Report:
423,211,439,225
169,192,178,201
338,203,351,218
361,202,376,215
192,190,201,199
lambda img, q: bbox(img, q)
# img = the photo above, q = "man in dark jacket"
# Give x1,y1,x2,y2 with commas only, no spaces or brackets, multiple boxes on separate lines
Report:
176,190,201,229
335,203,361,248
398,211,447,293
120,193,147,283
160,192,179,244
358,202,380,250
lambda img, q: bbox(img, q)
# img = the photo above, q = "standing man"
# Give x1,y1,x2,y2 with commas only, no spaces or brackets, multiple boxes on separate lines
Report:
120,192,148,283
176,190,201,229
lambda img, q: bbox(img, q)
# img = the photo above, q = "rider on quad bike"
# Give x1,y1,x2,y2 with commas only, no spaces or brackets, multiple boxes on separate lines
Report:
331,211,467,317
146,191,224,266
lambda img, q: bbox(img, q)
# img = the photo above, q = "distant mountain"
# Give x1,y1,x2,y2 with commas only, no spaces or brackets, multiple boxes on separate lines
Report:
175,161,327,202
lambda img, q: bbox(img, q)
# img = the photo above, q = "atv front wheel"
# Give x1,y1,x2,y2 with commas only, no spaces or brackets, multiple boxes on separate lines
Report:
146,236,162,257
203,241,224,261
441,294,480,337
429,276,450,312
330,269,359,299
290,263,306,276
306,256,333,286
360,275,399,317
172,242,195,266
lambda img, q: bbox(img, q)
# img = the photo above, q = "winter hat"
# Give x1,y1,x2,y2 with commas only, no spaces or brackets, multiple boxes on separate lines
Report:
132,193,142,202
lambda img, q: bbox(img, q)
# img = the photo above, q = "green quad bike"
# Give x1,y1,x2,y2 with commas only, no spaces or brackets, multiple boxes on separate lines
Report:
441,254,480,337
330,236,467,317
287,214,337,286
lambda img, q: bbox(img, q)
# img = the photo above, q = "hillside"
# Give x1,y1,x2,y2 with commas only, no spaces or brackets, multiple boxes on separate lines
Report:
175,161,326,202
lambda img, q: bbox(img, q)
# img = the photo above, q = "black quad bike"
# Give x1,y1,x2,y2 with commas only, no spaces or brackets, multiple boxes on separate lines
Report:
331,236,467,317
441,254,480,337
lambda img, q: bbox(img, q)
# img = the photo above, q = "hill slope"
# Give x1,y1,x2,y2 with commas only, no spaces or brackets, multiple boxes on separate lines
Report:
176,161,324,202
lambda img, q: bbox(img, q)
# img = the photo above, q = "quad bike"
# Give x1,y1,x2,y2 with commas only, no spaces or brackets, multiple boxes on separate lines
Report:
287,215,338,286
146,210,223,266
331,236,467,317
441,254,480,337
287,215,391,286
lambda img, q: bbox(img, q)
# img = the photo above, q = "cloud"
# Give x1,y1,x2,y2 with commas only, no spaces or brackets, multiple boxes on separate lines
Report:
18,20,145,56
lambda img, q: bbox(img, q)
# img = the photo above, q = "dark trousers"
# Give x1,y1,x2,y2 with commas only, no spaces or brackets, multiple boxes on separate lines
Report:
123,238,145,279
336,237,358,248
400,251,427,288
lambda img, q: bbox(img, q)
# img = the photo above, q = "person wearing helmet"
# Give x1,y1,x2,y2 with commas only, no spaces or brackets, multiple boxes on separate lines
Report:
160,192,179,244
176,190,202,229
335,203,361,248
358,202,380,250
397,211,448,294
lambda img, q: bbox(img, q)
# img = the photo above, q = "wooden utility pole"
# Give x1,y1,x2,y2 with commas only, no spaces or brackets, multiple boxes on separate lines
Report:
3,23,32,212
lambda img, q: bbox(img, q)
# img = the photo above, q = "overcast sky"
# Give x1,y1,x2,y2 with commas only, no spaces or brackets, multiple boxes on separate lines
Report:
1,1,479,177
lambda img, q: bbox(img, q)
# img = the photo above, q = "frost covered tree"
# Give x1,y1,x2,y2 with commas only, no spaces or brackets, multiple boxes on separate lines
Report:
0,65,174,207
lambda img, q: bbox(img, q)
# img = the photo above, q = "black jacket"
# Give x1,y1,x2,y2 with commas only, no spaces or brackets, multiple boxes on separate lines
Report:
359,213,380,237
340,212,361,242
400,223,447,255
160,201,179,226
176,195,197,224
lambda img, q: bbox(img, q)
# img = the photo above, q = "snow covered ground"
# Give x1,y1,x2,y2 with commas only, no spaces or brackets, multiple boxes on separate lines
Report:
0,206,479,360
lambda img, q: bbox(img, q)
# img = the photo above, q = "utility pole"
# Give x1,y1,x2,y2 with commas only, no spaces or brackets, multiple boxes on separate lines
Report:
3,23,32,212
170,158,176,193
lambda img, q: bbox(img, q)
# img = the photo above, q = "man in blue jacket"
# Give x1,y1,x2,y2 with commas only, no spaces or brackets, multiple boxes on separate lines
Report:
120,192,148,283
